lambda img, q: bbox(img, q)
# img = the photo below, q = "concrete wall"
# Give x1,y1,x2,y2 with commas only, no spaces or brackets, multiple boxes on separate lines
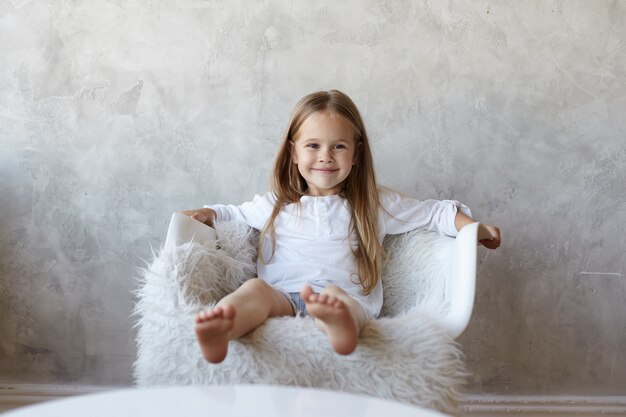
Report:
1,0,624,394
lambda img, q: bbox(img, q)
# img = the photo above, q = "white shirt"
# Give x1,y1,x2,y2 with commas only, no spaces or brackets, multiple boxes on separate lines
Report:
207,189,471,319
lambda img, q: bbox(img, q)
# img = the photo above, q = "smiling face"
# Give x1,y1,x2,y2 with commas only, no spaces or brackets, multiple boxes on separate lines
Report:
291,110,358,196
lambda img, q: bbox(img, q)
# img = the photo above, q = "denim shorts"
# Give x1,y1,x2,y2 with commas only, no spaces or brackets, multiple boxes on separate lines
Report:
281,291,308,317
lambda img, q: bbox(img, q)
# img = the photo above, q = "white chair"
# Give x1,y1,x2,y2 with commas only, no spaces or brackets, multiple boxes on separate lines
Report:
134,212,479,415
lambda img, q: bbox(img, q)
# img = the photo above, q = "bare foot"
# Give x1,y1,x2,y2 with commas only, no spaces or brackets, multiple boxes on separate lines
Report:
194,304,236,363
300,285,358,355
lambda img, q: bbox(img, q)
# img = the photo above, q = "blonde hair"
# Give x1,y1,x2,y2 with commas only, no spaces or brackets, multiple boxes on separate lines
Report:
260,90,383,295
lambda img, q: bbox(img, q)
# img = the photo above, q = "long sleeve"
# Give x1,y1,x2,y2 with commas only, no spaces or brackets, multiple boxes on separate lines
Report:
204,193,276,230
379,189,472,238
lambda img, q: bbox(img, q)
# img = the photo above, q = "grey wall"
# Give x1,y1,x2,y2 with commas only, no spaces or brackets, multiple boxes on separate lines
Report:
1,0,625,395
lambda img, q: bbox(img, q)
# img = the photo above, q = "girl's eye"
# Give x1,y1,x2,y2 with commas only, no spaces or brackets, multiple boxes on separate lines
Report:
307,144,319,149
334,144,346,149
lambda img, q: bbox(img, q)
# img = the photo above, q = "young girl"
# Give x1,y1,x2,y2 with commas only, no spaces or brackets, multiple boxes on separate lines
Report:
182,90,501,364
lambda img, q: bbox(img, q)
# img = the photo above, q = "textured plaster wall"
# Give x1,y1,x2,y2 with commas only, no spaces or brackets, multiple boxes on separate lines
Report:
1,0,625,394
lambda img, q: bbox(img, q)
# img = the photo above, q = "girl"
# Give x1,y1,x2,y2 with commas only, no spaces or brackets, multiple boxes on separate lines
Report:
182,90,500,364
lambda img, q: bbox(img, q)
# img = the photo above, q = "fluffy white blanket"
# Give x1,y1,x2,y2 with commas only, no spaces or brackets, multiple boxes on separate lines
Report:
134,221,466,414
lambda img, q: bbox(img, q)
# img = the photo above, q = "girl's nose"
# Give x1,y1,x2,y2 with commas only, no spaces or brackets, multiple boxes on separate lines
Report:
319,148,333,162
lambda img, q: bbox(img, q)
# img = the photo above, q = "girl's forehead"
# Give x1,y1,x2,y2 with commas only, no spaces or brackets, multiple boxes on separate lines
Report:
296,110,356,140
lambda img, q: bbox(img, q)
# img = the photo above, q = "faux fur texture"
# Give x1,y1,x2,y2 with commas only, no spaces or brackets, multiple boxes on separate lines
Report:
134,221,467,415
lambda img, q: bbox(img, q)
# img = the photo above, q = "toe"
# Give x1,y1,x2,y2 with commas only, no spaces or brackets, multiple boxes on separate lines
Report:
300,285,314,301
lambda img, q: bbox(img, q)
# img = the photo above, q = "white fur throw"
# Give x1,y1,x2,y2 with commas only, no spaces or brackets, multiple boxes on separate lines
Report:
134,221,466,415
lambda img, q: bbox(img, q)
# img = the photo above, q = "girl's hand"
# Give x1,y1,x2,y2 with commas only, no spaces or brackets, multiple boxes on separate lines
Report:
477,224,501,249
180,208,216,227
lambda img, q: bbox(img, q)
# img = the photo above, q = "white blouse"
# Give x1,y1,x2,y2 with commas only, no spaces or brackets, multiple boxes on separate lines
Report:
207,189,471,319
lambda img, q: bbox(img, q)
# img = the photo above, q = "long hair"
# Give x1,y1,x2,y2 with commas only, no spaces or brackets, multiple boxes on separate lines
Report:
260,90,383,295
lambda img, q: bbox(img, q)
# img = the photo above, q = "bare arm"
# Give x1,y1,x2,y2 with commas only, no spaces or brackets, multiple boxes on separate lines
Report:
181,208,216,227
454,209,501,250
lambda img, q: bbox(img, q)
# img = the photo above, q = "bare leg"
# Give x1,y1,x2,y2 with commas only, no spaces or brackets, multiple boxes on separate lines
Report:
195,278,293,363
300,285,366,355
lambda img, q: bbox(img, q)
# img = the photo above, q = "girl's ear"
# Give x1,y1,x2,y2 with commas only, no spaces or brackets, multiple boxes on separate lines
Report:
290,140,298,164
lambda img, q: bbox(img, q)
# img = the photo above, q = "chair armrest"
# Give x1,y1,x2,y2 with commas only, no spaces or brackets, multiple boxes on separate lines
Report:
436,222,479,338
164,212,217,250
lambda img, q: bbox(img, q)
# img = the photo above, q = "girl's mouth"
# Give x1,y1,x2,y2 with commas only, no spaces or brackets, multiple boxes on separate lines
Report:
312,168,337,174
